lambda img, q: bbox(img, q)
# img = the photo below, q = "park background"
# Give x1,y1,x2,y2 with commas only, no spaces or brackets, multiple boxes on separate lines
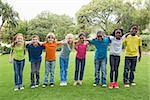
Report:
0,0,150,100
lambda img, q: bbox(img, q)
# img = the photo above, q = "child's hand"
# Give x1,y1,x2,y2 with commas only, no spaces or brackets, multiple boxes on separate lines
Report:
9,58,13,64
138,56,141,62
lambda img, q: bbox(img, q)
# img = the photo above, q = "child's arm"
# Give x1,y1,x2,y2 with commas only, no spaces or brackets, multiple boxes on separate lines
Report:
9,48,13,64
138,46,142,62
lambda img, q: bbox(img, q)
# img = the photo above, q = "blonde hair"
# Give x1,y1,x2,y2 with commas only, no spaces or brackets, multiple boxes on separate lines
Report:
46,32,56,42
32,35,39,40
65,33,74,40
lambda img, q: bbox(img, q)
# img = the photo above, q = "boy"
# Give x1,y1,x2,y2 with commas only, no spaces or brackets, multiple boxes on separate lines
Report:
123,25,142,87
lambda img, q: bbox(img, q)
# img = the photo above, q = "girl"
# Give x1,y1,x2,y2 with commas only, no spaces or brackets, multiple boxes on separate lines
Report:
59,33,74,86
74,32,89,86
89,31,111,87
9,33,26,91
109,28,125,89
42,32,62,88
26,35,44,89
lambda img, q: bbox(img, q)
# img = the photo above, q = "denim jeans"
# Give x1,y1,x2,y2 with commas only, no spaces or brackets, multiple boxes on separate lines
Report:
43,60,56,84
123,56,137,84
30,61,41,86
74,57,86,81
13,59,25,87
94,58,107,85
60,57,69,82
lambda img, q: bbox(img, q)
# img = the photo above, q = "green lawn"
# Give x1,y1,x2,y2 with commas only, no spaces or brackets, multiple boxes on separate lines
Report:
0,52,149,100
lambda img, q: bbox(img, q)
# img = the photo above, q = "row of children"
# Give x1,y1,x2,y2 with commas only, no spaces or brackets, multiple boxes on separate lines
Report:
9,25,142,91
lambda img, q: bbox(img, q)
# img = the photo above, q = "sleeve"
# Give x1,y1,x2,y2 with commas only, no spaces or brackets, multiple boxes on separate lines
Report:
89,39,96,45
109,36,114,41
139,38,142,46
123,38,127,46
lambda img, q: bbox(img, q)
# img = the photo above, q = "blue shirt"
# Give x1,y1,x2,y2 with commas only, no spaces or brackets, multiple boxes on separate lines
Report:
26,44,45,62
90,37,110,60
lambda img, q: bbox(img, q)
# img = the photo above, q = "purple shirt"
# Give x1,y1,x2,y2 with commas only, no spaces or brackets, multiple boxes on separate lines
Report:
75,42,88,59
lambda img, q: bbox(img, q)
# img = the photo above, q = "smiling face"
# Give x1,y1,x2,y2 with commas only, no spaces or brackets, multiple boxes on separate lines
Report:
47,36,55,43
79,35,86,43
15,35,24,44
97,32,104,40
115,29,122,39
32,36,39,45
130,26,138,36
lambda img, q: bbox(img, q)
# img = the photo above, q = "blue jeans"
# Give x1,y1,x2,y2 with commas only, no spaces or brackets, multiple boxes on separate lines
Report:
30,61,41,86
123,56,137,84
13,59,25,87
60,57,69,82
43,60,56,84
74,58,86,81
94,58,107,85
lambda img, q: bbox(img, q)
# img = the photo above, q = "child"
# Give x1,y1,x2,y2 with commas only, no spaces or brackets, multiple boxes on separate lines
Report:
123,25,142,87
9,33,26,91
26,35,44,89
89,31,111,87
59,33,74,86
42,32,62,88
108,28,125,89
73,32,89,86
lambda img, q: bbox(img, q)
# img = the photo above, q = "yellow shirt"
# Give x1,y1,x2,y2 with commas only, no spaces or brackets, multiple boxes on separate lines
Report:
123,35,142,57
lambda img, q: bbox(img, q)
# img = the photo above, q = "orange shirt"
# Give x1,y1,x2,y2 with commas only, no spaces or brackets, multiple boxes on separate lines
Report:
43,42,61,61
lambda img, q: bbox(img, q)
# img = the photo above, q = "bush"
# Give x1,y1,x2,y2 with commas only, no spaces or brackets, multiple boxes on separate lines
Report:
141,35,150,51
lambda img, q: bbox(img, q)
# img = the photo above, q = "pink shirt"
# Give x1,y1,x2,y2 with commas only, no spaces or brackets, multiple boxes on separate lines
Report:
75,42,88,59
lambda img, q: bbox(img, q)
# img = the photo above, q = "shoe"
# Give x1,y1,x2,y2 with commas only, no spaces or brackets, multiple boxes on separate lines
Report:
35,84,39,88
108,82,114,89
93,83,98,87
60,82,64,86
31,85,35,89
114,82,119,88
50,83,54,87
130,82,136,86
73,81,78,86
78,80,82,85
124,83,130,88
14,86,19,91
42,84,47,88
63,82,67,86
20,86,24,90
102,84,107,87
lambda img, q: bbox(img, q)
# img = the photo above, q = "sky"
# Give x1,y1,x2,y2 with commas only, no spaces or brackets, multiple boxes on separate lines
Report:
2,0,91,20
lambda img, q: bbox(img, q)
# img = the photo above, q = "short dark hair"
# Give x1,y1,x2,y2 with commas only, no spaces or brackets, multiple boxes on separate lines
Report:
78,32,86,38
111,28,123,36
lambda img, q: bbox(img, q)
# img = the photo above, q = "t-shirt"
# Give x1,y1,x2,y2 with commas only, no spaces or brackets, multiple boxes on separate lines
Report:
26,44,44,62
43,42,61,61
90,37,110,60
123,34,142,57
12,44,25,60
60,43,73,58
75,42,88,59
109,35,125,56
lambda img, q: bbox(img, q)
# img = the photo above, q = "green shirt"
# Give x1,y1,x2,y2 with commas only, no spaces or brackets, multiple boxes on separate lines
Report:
12,45,25,60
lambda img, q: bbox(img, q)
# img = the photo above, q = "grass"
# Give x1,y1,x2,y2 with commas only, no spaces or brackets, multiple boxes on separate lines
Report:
0,51,149,100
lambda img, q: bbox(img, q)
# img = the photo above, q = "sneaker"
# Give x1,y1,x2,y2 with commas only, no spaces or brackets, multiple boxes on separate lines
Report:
114,82,119,88
73,81,78,86
60,82,64,86
108,82,114,89
124,83,130,88
102,84,107,88
35,84,39,88
20,86,24,90
93,83,98,87
31,85,35,89
78,80,82,85
50,83,54,87
14,87,19,91
42,84,47,88
130,82,136,86
63,82,67,86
